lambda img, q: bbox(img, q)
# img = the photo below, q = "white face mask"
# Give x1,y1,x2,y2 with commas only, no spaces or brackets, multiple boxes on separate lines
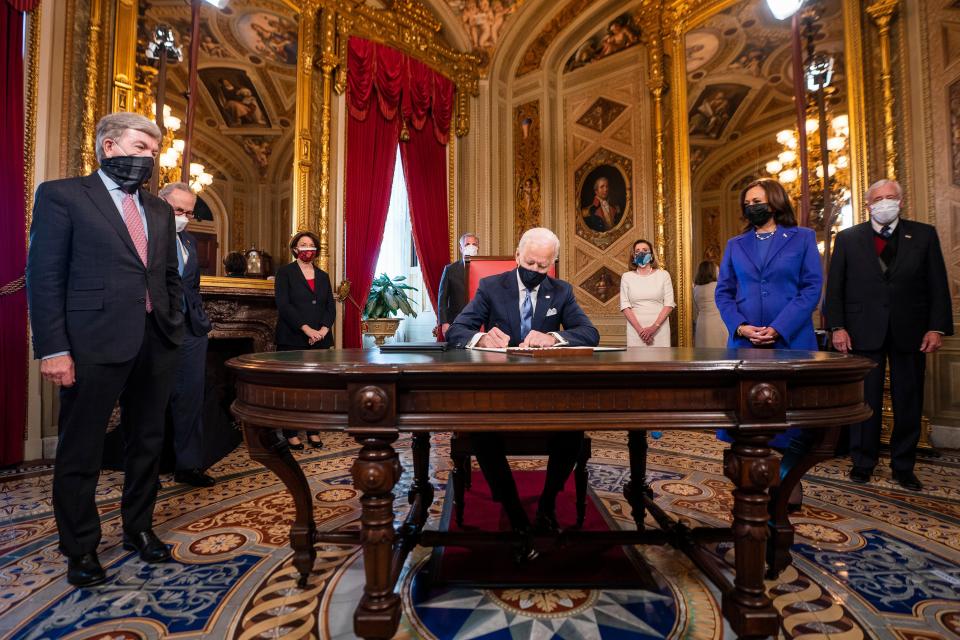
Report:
174,215,189,233
462,244,479,257
869,199,900,225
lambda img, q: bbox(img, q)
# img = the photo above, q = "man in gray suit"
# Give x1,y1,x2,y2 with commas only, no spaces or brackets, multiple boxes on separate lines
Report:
437,232,479,337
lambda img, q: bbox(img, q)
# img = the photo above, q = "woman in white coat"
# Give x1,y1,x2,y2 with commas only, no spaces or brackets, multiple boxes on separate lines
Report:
620,239,675,347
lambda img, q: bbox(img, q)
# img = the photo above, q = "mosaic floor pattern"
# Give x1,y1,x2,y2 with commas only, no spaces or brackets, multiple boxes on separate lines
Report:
1,432,958,639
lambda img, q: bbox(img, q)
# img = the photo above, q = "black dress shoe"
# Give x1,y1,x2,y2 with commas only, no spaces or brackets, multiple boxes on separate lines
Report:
512,526,539,565
67,552,106,587
533,509,560,534
849,467,872,484
287,440,304,451
892,470,923,491
174,469,216,487
123,530,172,563
307,436,323,449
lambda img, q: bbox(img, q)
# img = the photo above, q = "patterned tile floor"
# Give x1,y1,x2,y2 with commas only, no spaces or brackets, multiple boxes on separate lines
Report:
1,431,958,639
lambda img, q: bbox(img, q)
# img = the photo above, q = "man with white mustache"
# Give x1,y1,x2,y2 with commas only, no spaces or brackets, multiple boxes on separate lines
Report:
824,179,952,491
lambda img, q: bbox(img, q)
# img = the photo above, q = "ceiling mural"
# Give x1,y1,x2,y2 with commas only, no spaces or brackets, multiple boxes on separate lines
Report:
444,0,525,69
140,0,299,185
685,0,846,187
564,10,642,73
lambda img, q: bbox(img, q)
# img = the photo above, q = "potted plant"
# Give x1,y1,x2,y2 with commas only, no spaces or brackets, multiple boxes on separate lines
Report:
362,274,418,345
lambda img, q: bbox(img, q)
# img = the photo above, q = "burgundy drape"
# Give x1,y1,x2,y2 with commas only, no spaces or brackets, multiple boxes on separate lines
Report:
344,37,454,347
0,0,30,466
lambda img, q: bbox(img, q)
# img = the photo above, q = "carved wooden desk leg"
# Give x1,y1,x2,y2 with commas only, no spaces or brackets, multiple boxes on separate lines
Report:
408,433,435,514
624,430,650,529
352,433,402,640
723,432,780,639
243,425,316,586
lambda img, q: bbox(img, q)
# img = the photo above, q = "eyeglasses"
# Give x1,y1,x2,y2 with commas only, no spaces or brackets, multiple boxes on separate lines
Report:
173,207,194,216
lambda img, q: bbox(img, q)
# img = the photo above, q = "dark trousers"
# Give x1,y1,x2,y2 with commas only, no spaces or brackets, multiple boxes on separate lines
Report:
170,332,208,470
277,342,328,440
851,337,926,473
53,314,179,556
472,430,583,528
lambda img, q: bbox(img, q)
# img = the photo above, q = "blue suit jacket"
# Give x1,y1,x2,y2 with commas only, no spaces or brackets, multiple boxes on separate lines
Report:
445,270,599,348
179,231,212,337
715,225,823,350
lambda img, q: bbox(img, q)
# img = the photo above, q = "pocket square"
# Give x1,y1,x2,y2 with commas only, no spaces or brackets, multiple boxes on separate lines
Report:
545,308,558,317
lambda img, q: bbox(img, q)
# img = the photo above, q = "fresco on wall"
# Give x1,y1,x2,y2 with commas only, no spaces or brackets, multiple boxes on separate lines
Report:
727,40,777,76
688,83,750,139
564,12,642,73
514,101,542,243
236,11,298,66
241,136,274,177
446,0,524,67
684,30,721,74
200,68,271,128
576,97,627,133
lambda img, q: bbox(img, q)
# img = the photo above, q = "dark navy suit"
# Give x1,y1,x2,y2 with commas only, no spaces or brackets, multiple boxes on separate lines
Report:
446,270,599,348
715,225,823,449
446,270,599,527
169,230,212,471
26,172,183,557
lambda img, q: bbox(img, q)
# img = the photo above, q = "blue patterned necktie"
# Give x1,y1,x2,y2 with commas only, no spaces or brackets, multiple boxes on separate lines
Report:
520,288,533,340
880,224,892,239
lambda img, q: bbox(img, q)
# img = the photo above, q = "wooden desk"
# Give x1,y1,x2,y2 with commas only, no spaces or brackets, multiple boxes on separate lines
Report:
228,348,873,640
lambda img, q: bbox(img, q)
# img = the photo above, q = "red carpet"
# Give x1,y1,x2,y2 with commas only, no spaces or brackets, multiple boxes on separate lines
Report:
426,470,658,588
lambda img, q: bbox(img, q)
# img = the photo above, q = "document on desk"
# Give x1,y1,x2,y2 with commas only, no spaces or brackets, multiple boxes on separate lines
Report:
473,346,626,357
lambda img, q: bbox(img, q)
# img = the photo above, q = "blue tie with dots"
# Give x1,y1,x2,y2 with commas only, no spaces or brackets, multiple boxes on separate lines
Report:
520,288,533,340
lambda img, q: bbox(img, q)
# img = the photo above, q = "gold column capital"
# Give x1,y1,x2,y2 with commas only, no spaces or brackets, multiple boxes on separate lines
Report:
866,0,900,31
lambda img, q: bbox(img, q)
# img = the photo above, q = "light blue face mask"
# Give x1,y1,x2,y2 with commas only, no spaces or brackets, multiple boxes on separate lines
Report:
633,252,653,267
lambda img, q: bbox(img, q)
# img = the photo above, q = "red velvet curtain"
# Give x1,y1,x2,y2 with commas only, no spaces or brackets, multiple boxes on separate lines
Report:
343,40,400,348
0,0,31,465
344,38,454,347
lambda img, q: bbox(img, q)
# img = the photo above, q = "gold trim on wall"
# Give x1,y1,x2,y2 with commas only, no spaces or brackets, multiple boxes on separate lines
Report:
111,0,138,114
448,123,456,262
843,0,870,222
866,0,900,181
293,4,317,239
81,0,106,173
25,2,41,225
317,7,338,273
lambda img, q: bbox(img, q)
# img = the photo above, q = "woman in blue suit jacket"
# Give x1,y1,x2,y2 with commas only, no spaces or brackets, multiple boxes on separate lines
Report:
715,178,823,455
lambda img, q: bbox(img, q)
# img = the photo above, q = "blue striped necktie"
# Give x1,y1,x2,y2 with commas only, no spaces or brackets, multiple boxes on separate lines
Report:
520,288,533,339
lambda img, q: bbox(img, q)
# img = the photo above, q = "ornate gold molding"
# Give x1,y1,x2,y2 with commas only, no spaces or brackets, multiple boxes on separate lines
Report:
293,3,317,240
448,124,456,262
640,1,668,286
111,0,138,114
81,0,106,173
25,2,41,228
317,7,338,273
843,0,870,222
866,0,900,180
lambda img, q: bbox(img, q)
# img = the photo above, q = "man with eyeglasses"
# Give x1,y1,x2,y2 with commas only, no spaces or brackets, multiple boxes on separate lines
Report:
158,182,214,489
824,179,953,491
26,112,184,586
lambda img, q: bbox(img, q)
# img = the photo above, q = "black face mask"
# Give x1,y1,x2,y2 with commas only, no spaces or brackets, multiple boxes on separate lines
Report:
517,264,548,290
744,203,773,227
100,155,155,194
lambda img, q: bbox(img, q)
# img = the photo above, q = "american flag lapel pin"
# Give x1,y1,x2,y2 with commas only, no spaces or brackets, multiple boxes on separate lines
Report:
905,234,912,239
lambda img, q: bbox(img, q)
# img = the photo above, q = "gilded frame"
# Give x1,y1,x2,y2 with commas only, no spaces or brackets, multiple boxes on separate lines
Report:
666,0,871,345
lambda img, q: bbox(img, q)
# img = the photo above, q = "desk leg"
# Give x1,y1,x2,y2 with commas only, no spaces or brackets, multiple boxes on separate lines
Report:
723,432,780,639
352,434,402,640
408,433,435,512
243,426,316,586
767,426,838,577
624,430,650,529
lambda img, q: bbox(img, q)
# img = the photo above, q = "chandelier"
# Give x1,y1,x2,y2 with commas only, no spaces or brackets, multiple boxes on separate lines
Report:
764,113,851,227
153,103,213,193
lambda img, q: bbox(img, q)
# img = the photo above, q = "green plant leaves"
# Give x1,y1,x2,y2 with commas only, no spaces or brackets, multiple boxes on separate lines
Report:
362,272,419,319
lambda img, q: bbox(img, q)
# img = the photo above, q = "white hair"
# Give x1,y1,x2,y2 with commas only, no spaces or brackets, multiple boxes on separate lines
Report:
593,176,609,192
158,181,194,200
95,112,162,162
866,178,902,202
459,232,478,248
517,227,560,260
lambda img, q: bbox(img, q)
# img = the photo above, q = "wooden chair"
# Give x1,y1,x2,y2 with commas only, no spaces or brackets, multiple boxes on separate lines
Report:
449,256,592,528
